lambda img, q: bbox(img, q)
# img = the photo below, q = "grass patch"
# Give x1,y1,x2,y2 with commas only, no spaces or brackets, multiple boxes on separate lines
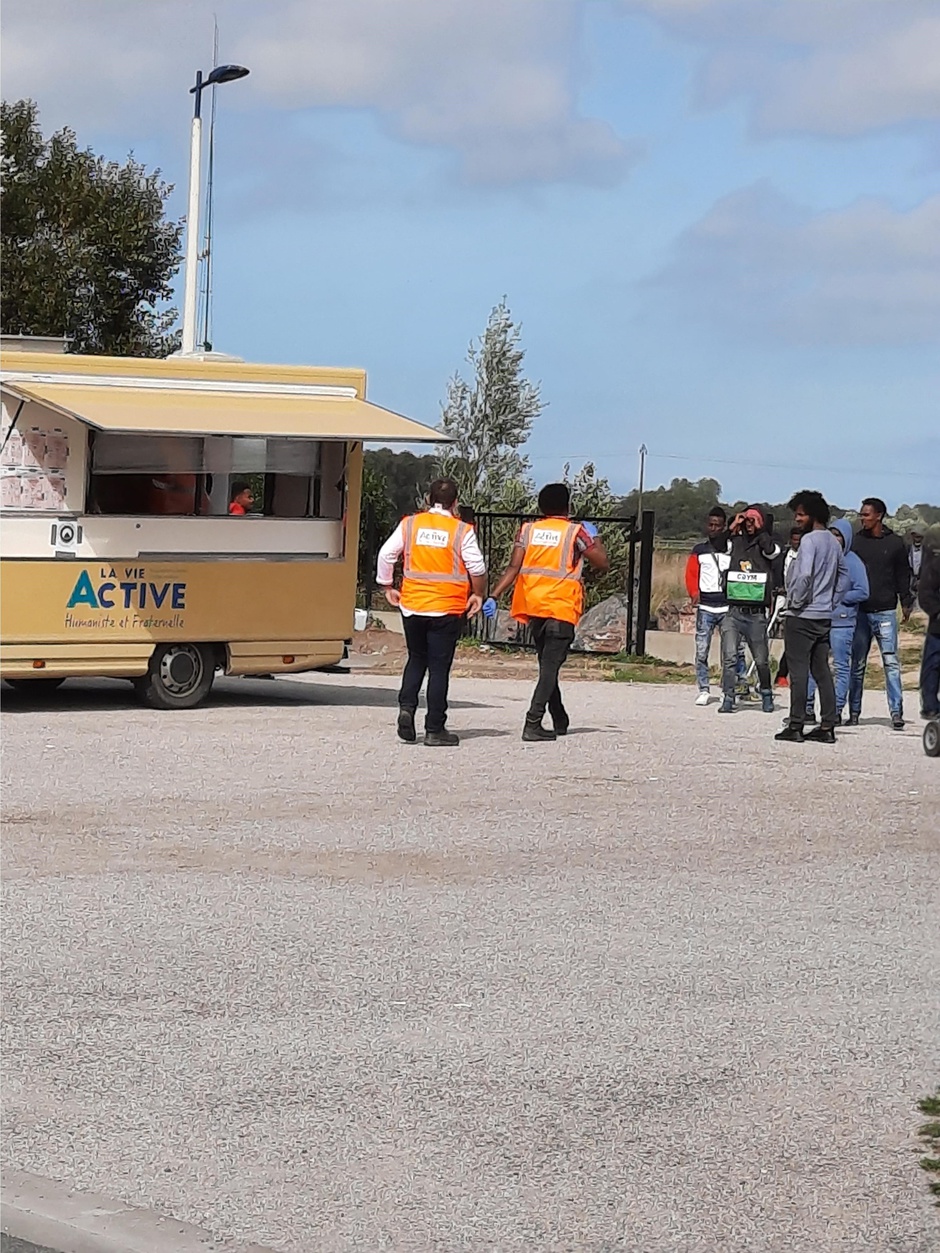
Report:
917,1092,940,1205
604,653,697,684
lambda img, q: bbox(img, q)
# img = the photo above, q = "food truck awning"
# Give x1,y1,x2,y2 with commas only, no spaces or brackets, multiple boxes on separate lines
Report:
1,376,443,443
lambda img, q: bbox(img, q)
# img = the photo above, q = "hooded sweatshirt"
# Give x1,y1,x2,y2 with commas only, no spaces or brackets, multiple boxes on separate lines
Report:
919,547,940,638
726,505,780,609
786,524,848,620
829,519,869,630
853,524,914,614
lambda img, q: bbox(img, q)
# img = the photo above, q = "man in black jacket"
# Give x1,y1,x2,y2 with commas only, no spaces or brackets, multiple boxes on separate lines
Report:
718,504,780,715
848,496,914,729
919,545,940,719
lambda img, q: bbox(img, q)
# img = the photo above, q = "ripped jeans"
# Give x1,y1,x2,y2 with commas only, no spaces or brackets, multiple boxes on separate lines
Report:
849,610,903,719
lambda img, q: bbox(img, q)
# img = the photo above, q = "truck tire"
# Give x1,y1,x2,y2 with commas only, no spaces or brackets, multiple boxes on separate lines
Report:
133,643,215,710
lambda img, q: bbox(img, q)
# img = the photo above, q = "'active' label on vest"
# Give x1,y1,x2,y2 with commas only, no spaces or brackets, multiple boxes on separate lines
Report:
531,527,563,547
415,527,451,548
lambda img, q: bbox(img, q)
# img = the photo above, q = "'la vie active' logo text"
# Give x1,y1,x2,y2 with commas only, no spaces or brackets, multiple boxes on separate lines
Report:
66,568,186,611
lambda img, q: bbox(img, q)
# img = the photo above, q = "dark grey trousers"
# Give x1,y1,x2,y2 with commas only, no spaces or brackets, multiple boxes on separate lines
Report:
527,617,575,725
784,616,835,728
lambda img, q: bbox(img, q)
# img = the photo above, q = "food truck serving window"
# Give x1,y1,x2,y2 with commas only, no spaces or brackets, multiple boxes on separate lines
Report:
88,433,345,519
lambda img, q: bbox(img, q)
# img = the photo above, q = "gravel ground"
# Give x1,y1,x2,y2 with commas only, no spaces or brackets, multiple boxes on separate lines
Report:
2,673,938,1252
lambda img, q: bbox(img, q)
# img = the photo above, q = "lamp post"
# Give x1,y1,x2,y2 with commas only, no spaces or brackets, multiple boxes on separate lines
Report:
179,63,249,356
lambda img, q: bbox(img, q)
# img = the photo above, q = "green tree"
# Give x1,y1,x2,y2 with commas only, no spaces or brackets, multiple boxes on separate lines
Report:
357,461,398,605
1,99,183,356
564,460,628,608
618,477,723,540
363,447,437,518
437,298,540,511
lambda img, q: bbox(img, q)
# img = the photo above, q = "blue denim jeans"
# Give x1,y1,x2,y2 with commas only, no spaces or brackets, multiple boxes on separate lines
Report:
808,626,853,717
921,633,940,717
695,609,745,691
849,610,903,719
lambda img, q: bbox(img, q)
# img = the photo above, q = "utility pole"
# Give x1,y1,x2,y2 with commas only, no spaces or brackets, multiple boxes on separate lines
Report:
637,443,648,519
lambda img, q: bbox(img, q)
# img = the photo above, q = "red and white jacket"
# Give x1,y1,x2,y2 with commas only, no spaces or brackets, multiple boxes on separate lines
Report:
685,539,732,613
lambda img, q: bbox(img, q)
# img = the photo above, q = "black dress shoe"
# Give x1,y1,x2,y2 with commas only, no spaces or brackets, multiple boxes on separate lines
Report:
804,726,836,744
397,709,416,743
425,729,459,747
553,716,570,736
774,725,804,742
846,712,860,726
522,722,556,742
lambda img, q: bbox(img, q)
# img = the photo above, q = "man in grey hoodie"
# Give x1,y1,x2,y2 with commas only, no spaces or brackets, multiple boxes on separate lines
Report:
805,518,869,724
775,490,849,744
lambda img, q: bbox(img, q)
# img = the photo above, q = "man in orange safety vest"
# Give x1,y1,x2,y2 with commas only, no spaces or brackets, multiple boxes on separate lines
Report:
487,482,609,741
377,478,486,746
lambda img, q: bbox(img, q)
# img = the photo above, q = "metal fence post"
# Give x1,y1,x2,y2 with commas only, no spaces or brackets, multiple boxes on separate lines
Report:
635,509,655,655
362,500,376,610
625,513,638,655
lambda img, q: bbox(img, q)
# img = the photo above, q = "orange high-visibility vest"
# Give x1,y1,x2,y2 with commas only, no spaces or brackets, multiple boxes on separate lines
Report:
400,511,471,615
511,517,584,626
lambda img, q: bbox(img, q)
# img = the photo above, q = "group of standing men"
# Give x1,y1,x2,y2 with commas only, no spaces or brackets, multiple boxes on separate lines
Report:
685,493,939,741
376,478,936,746
376,477,608,745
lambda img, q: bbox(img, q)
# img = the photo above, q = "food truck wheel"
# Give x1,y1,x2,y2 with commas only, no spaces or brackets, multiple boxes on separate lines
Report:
4,677,66,694
924,719,940,758
134,643,215,709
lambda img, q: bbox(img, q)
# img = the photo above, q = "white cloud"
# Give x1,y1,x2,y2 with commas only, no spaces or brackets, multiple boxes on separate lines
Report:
651,182,940,345
625,0,940,137
0,0,635,186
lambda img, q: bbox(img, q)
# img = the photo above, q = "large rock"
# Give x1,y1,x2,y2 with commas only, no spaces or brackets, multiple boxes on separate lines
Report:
654,599,696,634
485,612,526,645
572,594,630,653
656,600,681,633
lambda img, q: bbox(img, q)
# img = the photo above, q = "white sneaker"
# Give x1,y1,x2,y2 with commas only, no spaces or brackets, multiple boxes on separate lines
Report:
695,690,711,707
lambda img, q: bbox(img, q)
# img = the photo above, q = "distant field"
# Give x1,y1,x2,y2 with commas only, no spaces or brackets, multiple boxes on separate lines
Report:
651,548,690,613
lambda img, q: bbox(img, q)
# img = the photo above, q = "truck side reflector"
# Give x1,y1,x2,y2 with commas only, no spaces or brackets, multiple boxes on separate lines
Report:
282,655,295,664
32,660,46,669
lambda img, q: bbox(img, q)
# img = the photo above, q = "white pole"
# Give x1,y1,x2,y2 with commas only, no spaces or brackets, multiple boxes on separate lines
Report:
637,443,647,519
180,109,203,356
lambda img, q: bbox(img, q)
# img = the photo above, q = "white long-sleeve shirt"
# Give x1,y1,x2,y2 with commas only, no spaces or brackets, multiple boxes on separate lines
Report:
376,505,486,617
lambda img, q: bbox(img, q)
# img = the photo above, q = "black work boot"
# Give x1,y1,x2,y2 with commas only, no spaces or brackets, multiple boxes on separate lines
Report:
774,724,804,742
523,719,556,742
552,710,570,736
425,729,459,747
804,725,836,744
397,709,417,743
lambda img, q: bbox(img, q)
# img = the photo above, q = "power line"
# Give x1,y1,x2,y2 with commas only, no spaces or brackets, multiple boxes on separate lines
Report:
528,449,927,480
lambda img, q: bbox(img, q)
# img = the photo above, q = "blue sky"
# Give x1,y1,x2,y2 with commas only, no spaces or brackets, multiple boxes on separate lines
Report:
5,0,939,508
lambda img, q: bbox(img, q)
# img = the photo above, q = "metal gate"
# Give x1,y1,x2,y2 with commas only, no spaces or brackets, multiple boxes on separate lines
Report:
468,509,655,655
358,508,656,655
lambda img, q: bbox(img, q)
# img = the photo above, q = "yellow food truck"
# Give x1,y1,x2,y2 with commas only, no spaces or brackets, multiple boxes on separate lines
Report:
0,346,438,707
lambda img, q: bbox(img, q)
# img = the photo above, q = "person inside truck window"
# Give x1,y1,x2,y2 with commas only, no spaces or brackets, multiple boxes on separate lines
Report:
228,481,254,515
148,473,208,516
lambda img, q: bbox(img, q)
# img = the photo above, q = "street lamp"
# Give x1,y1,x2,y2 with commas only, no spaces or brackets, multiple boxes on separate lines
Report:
179,64,249,356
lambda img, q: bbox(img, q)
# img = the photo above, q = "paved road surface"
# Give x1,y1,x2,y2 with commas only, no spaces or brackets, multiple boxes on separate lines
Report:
2,674,937,1251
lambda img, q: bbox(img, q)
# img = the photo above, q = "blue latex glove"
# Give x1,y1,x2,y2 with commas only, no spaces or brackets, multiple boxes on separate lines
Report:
482,597,498,619
581,521,599,539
